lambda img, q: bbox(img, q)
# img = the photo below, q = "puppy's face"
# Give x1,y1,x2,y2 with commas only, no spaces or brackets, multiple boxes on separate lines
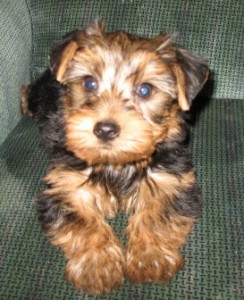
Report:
51,23,208,165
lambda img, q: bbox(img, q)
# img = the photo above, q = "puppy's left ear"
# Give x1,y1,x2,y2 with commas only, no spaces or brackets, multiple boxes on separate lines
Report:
172,47,209,111
49,30,80,83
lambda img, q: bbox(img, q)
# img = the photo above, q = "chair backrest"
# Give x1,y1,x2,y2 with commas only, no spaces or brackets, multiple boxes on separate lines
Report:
28,0,244,101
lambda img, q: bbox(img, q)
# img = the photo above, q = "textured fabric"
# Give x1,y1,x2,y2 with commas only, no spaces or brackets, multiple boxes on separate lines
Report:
0,99,243,299
27,0,244,100
0,1,243,299
0,0,32,145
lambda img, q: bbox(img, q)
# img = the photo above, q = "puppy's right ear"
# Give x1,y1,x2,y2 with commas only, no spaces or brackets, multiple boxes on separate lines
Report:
49,22,105,83
49,30,80,83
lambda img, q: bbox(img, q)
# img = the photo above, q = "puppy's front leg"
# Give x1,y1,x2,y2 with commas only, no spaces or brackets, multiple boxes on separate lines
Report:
125,170,201,283
38,167,124,295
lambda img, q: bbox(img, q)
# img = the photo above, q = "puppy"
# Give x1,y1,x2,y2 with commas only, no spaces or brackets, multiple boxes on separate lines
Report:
21,22,208,295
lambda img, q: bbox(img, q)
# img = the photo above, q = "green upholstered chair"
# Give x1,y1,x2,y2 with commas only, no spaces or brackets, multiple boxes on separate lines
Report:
0,1,243,299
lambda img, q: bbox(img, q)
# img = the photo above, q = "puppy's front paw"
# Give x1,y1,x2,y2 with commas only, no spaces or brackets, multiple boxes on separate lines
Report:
125,242,184,284
66,241,124,295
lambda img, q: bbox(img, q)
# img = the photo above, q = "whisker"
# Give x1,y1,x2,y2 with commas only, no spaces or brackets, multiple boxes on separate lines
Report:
126,138,146,144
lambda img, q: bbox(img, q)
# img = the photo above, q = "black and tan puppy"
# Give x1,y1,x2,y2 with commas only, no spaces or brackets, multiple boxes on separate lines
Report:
21,22,208,295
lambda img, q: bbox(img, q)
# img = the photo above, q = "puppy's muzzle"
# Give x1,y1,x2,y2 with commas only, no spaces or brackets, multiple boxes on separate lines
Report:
93,121,120,142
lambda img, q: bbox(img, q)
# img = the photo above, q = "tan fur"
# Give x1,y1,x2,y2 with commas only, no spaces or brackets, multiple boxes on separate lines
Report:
124,170,196,213
125,171,196,283
44,166,197,288
20,85,33,116
60,28,196,165
37,22,208,294
55,41,79,82
55,218,124,294
65,106,162,165
172,64,190,110
45,167,118,218
44,167,123,294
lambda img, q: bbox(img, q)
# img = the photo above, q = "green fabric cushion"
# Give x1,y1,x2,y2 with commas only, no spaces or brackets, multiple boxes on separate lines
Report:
0,0,32,145
27,0,244,100
1,1,243,299
0,99,243,299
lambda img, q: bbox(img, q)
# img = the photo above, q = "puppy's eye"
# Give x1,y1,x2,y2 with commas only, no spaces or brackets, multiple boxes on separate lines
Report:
137,83,152,98
84,76,98,91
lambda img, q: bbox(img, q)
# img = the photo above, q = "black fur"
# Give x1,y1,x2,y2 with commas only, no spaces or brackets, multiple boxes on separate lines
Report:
26,67,202,221
27,70,86,168
176,47,209,103
37,192,80,236
90,165,145,199
151,140,202,218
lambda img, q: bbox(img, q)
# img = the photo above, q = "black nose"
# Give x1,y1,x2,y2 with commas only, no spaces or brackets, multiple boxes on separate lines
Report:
93,121,120,141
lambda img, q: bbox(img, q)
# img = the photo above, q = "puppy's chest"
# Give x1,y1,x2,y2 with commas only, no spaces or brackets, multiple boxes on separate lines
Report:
90,165,143,200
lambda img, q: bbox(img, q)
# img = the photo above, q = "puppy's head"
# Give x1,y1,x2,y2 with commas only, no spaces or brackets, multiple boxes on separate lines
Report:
50,22,208,166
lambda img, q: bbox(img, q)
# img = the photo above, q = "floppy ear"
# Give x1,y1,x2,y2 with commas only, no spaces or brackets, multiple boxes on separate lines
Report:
172,47,209,111
53,41,79,83
49,30,80,83
49,22,105,83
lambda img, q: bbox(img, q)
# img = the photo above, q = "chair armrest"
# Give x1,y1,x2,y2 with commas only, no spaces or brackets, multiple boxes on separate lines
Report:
0,0,32,145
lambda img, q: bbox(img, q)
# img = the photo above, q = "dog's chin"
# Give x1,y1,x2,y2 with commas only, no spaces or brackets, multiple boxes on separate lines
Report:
68,142,155,166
